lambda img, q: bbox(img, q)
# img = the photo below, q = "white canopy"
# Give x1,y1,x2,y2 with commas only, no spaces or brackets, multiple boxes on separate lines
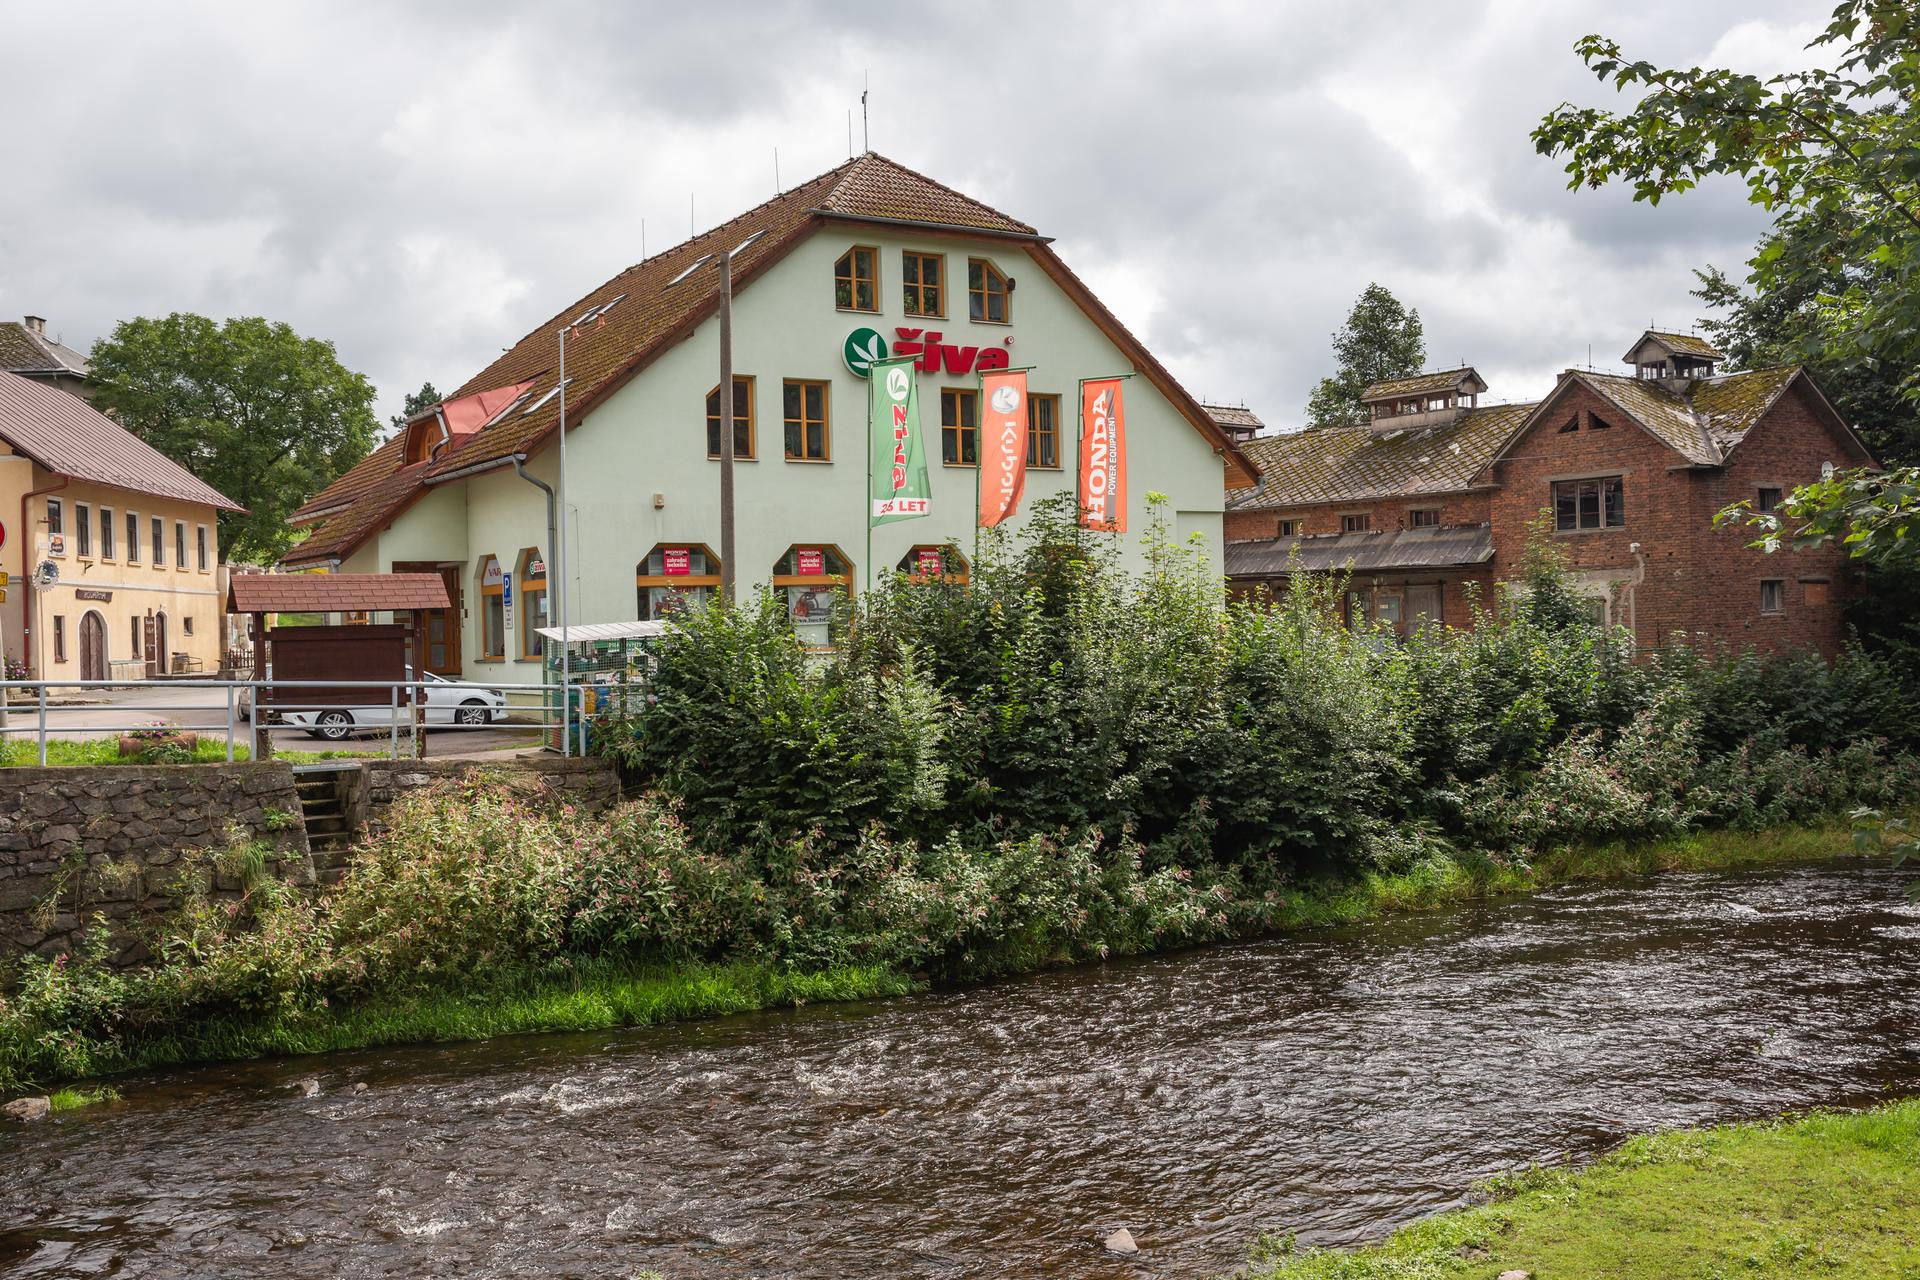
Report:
534,620,670,643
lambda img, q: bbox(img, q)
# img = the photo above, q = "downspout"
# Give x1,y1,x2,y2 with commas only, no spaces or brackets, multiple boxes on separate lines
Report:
510,455,560,741
20,474,68,677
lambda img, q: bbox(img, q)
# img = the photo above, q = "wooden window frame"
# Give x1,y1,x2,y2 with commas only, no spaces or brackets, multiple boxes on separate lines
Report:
516,548,548,660
1277,518,1302,538
705,376,756,460
100,506,115,560
53,615,66,665
1756,485,1784,513
941,387,979,467
834,245,878,313
76,503,92,559
967,257,1010,324
1407,507,1441,528
175,521,187,571
1027,393,1061,468
636,543,722,620
1552,476,1626,533
896,544,970,584
152,516,164,567
1760,579,1786,615
1342,513,1372,534
126,511,139,564
196,524,210,572
902,250,946,318
477,555,506,661
45,497,63,554
783,379,832,462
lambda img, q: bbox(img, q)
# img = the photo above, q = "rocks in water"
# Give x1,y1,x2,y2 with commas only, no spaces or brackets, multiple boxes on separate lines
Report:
2,1096,50,1122
295,1077,322,1098
351,1082,369,1094
1103,1227,1138,1255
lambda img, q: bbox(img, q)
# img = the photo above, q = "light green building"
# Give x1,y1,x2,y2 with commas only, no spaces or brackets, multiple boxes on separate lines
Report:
286,153,1257,681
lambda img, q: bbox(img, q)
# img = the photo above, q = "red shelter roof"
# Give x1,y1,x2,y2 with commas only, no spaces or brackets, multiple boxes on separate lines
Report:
227,572,450,615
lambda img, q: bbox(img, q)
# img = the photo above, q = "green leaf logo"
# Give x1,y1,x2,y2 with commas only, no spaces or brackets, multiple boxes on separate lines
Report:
842,327,889,378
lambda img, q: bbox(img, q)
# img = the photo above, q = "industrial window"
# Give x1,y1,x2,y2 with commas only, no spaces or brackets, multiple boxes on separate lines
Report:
1408,508,1441,528
902,251,944,317
941,388,978,466
478,556,506,660
705,377,755,459
1277,519,1301,537
773,545,853,649
175,522,187,570
152,517,164,566
1552,476,1626,531
1757,486,1783,513
53,616,66,665
101,507,115,559
517,548,547,659
637,544,720,620
783,380,831,461
1760,579,1785,614
126,512,139,563
834,246,877,312
895,544,969,583
76,504,92,558
1027,394,1060,467
196,525,209,571
968,258,1009,323
1342,513,1371,534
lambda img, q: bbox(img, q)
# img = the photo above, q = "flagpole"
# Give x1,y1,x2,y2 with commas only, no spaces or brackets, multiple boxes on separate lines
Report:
865,371,874,599
556,326,571,757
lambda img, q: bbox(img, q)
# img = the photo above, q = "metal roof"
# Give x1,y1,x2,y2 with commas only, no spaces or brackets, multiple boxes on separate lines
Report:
535,620,671,643
1226,526,1495,577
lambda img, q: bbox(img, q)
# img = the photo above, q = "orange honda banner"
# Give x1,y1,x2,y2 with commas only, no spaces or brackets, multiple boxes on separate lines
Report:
978,368,1030,528
1077,378,1128,532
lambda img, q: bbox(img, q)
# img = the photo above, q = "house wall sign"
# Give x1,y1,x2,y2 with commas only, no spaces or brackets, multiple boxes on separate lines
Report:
76,589,112,602
843,326,1012,378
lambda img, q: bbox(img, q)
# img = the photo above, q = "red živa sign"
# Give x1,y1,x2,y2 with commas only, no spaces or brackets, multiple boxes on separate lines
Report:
891,328,1011,376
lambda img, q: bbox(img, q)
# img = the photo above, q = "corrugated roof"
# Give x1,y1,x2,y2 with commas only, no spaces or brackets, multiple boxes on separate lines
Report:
228,572,449,613
1229,402,1534,509
1226,526,1494,576
0,370,243,510
1361,366,1485,402
0,321,89,378
535,620,669,643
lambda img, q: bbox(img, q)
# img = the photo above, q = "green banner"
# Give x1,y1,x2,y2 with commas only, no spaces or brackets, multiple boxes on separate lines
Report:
868,355,931,526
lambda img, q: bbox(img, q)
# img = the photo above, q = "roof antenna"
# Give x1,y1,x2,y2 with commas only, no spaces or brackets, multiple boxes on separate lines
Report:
861,71,869,152
690,191,695,238
847,108,853,159
774,147,780,192
641,218,647,260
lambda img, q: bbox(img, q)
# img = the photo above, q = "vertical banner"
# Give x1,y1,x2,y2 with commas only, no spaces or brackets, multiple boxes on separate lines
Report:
869,355,932,525
1078,378,1129,532
977,367,1029,529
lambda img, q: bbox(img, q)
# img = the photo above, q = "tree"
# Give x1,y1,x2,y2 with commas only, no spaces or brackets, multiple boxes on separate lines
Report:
1533,2,1920,418
391,381,443,433
1718,464,1920,569
88,314,379,565
1303,284,1426,428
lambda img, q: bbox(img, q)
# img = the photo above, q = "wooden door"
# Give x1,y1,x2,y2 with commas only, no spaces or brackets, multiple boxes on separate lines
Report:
80,612,106,682
392,562,462,676
1405,583,1443,633
143,614,158,678
154,612,169,673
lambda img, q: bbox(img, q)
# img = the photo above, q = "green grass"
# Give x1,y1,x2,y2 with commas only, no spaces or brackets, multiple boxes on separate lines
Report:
1245,1097,1920,1279
3,958,917,1092
46,1084,120,1112
0,738,393,767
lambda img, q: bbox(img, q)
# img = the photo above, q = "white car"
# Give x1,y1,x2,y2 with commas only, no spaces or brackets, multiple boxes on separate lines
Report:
278,669,509,741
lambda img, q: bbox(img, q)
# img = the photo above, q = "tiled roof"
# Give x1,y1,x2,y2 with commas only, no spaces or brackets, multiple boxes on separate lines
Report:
284,151,1255,563
0,321,89,378
0,370,243,510
1626,329,1723,361
1203,403,1264,432
1226,525,1494,576
228,571,450,614
1575,367,1796,465
1229,402,1534,509
1361,366,1484,402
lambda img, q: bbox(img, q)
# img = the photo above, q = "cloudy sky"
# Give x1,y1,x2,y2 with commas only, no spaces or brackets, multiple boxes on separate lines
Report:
0,0,1826,430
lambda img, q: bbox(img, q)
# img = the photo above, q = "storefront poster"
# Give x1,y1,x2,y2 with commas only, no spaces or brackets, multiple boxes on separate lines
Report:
663,547,690,576
978,368,1028,529
1078,378,1129,532
796,547,825,576
868,355,932,525
915,547,943,575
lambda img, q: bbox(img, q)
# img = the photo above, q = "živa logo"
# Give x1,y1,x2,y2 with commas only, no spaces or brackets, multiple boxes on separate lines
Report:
843,327,889,377
885,366,911,401
990,384,1021,415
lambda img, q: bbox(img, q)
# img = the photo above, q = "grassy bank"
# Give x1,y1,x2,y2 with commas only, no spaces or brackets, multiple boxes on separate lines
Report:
0,820,1864,1097
1246,1097,1920,1279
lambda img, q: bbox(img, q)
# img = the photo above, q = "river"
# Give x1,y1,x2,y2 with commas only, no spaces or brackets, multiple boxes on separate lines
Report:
4,860,1918,1279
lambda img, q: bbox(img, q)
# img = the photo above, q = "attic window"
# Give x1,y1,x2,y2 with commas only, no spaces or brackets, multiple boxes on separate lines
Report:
668,254,714,286
1589,414,1613,430
1558,417,1579,434
571,293,627,327
522,379,574,415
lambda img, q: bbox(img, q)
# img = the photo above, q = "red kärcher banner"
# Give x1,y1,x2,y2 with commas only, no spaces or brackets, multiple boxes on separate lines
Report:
978,368,1029,528
1078,377,1128,532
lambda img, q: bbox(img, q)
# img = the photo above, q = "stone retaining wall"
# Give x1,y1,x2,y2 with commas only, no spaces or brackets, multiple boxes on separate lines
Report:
360,756,621,832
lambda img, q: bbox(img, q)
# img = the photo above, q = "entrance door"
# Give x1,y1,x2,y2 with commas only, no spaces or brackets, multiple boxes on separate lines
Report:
154,612,169,674
79,612,107,682
1405,583,1443,633
393,562,462,675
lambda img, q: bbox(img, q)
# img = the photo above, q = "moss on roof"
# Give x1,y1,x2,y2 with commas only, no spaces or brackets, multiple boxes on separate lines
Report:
1361,366,1483,402
1230,402,1534,508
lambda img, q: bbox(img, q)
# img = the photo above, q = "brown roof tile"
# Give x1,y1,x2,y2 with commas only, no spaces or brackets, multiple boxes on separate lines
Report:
291,432,407,524
1229,402,1534,509
228,572,450,614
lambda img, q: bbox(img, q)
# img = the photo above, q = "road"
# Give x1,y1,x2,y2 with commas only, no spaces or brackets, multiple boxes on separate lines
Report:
5,684,546,758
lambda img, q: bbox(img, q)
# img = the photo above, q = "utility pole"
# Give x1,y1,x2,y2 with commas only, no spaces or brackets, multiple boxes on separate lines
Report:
556,326,572,755
718,251,737,607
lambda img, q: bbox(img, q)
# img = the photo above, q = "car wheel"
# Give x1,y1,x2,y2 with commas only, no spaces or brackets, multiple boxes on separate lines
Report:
455,701,488,727
315,710,355,741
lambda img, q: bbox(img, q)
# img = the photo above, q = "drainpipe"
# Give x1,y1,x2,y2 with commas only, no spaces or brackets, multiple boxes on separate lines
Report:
20,475,68,679
511,454,559,744
1626,542,1648,644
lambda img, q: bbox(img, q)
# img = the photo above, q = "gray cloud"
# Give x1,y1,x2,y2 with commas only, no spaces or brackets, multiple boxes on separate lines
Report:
0,0,1813,431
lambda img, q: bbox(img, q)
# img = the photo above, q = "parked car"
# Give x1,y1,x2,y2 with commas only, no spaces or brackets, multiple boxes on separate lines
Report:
264,669,508,740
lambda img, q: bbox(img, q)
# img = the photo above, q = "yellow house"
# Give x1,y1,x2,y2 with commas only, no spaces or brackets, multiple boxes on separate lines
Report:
0,370,243,679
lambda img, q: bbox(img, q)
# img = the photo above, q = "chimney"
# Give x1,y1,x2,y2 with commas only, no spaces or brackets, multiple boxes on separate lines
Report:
23,316,45,335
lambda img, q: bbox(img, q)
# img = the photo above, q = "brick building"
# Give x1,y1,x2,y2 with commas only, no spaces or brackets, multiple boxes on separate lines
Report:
1225,333,1878,655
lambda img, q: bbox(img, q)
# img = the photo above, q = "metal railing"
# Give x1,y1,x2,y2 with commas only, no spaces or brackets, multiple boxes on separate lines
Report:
0,678,598,765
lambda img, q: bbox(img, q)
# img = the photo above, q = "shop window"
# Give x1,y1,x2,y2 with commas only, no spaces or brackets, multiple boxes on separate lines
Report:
101,507,115,559
478,555,506,659
126,512,139,563
1277,519,1301,538
942,388,978,466
968,258,1009,323
1342,513,1371,534
834,246,877,312
53,616,66,664
197,525,209,571
773,545,852,649
903,251,944,317
175,521,187,569
76,504,92,558
1757,486,1783,513
705,377,755,459
1027,393,1060,468
152,517,164,566
1760,579,1785,614
517,548,548,659
1552,476,1626,531
1408,508,1440,528
895,544,969,583
783,380,831,461
637,543,721,620
46,498,63,555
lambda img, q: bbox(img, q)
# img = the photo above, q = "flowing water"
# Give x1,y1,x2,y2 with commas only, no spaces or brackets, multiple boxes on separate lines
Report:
4,860,1919,1280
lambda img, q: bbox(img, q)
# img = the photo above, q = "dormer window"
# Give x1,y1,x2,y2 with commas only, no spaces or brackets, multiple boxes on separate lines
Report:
1624,331,1722,380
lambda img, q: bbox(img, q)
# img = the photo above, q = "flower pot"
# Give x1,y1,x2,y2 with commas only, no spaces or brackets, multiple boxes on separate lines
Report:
119,731,199,757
